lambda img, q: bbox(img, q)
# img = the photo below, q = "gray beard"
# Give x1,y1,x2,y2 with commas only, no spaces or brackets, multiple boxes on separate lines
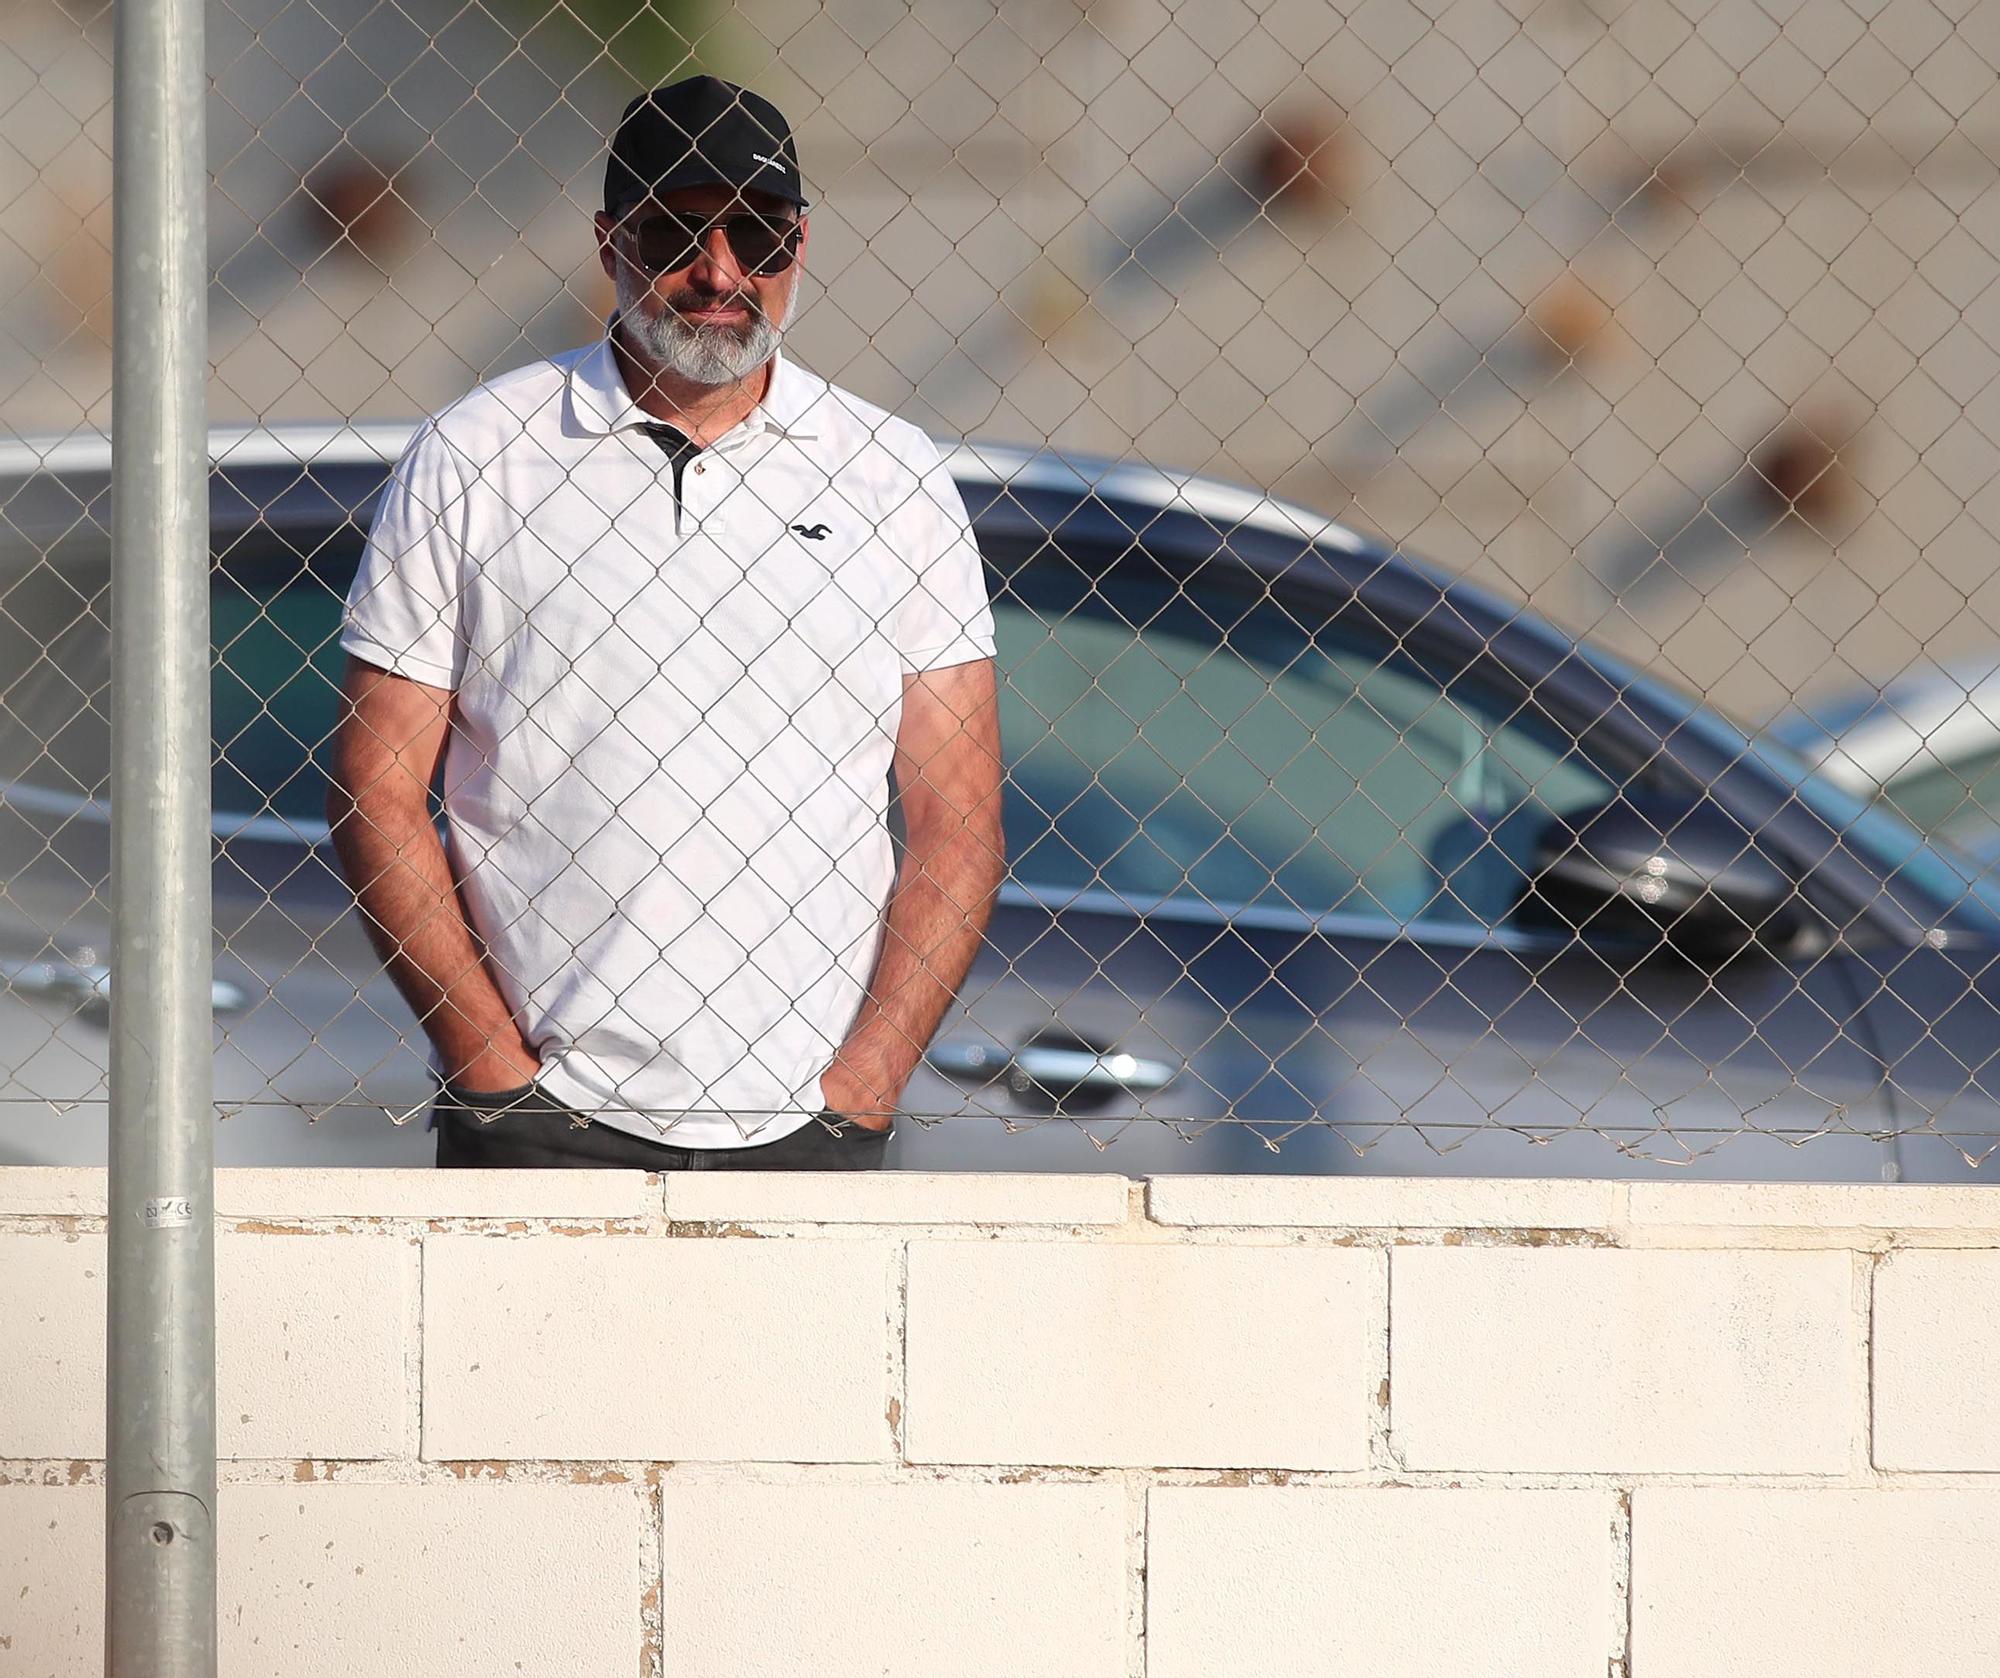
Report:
615,272,783,386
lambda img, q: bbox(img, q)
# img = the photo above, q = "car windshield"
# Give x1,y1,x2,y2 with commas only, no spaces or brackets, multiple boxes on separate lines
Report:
1589,652,2000,935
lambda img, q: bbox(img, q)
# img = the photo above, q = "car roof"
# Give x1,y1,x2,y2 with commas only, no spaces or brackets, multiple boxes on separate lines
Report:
0,419,1373,557
0,419,1575,671
0,424,419,478
0,417,1779,788
1774,659,2000,794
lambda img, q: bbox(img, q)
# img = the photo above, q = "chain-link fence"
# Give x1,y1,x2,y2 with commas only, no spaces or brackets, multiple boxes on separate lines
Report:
5,0,2000,1178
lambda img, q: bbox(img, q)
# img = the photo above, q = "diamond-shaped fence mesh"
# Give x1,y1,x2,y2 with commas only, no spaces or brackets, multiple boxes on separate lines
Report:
4,0,2000,1178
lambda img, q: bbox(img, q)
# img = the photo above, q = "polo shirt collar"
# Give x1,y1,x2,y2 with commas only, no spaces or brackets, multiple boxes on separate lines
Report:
567,326,819,444
754,352,822,439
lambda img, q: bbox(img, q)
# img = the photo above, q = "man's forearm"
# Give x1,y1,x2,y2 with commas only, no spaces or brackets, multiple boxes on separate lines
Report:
829,823,1004,1113
327,790,535,1086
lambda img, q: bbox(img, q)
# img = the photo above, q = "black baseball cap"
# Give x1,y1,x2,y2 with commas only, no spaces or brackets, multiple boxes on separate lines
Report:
604,77,808,216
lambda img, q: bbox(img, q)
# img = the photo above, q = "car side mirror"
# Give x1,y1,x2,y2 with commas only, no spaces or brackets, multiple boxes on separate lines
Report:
1525,793,1805,962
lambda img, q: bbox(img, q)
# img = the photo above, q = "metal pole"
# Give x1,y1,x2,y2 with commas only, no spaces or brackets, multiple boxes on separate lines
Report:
107,0,214,1656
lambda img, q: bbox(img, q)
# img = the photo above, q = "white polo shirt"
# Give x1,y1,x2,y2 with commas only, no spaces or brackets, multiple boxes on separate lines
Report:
341,339,996,1146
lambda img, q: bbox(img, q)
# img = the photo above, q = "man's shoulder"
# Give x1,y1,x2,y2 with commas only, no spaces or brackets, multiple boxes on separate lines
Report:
782,362,941,471
418,350,588,460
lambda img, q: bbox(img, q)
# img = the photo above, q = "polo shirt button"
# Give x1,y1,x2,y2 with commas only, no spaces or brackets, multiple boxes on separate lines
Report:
693,463,705,474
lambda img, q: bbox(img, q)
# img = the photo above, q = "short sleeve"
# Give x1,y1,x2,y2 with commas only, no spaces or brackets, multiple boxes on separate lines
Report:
341,422,471,689
887,433,996,675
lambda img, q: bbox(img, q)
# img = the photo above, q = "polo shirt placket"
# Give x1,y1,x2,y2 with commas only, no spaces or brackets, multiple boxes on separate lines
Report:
640,424,705,535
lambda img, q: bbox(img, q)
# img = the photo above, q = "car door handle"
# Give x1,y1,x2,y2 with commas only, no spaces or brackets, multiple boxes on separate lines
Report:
926,1040,1176,1096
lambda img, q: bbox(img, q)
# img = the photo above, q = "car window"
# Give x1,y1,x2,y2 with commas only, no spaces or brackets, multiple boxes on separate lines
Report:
0,525,355,829
211,550,353,826
995,557,1618,929
1890,746,2000,851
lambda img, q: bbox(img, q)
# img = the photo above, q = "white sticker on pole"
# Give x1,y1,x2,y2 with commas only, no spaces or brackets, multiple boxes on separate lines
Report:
143,1197,193,1230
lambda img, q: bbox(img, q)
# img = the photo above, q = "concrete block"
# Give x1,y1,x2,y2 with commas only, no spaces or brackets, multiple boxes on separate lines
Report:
0,1165,657,1220
0,1486,99,1673
0,1167,102,1215
216,1167,655,1220
0,1481,644,1677
0,1232,413,1460
662,1170,1130,1226
1629,1182,2000,1236
1874,1249,2000,1469
906,1241,1376,1469
1148,1175,1620,1230
423,1235,895,1461
1393,1247,1853,1472
1148,1487,1614,1678
220,1232,416,1458
662,1477,1127,1676
0,1233,104,1459
1634,1488,2000,1675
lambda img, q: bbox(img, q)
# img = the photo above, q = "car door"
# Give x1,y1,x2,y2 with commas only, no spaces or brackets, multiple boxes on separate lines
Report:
0,461,435,1166
897,538,1901,1179
893,540,1284,1173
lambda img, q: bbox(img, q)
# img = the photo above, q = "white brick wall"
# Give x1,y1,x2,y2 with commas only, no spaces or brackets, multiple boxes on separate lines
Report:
1147,1487,1615,1678
905,1240,1377,1469
423,1234,897,1462
0,1231,415,1460
0,1232,104,1460
3,1169,1997,1673
0,1481,646,1678
662,1477,1129,1676
1872,1249,2000,1470
1392,1246,1856,1472
1632,1489,2000,1676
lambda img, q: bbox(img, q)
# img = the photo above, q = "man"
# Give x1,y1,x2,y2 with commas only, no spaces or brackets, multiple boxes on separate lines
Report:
327,77,1004,1170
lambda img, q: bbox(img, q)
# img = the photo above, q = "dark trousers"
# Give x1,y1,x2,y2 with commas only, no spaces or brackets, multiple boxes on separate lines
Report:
432,1082,893,1171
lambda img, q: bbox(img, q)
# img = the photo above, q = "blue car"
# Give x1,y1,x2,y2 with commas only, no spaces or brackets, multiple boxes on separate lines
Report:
1,426,1995,1179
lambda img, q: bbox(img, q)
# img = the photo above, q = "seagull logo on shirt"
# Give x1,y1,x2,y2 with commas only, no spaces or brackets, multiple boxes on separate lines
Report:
791,522,831,540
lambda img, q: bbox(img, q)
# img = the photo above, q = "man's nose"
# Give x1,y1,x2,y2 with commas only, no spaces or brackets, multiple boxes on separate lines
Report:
686,224,745,290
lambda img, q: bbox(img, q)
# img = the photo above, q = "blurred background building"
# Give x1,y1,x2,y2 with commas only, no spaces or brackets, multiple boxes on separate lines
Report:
4,0,1996,725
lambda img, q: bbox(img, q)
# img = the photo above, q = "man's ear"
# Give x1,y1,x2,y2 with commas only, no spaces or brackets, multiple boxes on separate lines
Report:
594,211,619,283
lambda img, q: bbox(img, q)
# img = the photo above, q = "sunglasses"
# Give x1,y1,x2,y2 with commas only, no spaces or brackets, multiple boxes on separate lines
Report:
616,208,803,277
